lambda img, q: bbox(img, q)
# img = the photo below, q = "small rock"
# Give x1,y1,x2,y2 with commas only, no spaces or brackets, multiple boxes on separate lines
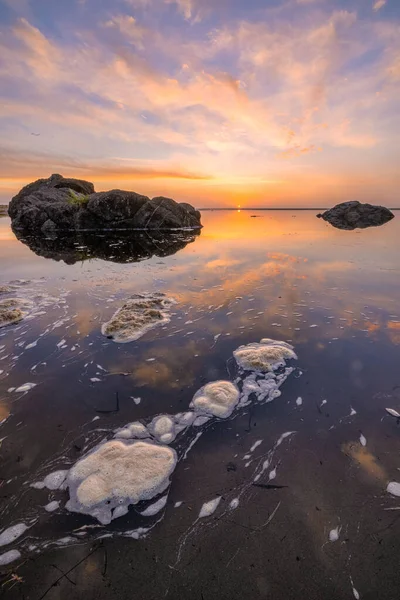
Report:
317,201,394,230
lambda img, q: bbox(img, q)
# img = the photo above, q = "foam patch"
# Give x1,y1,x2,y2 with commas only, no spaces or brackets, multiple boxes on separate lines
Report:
66,440,177,525
32,470,68,490
0,549,21,566
387,481,400,497
190,381,240,418
114,422,149,440
44,501,60,513
149,415,177,444
140,495,168,517
0,523,29,547
198,497,221,518
234,338,297,372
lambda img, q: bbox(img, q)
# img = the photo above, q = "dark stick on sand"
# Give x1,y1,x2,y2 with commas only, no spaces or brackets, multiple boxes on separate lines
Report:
252,483,288,490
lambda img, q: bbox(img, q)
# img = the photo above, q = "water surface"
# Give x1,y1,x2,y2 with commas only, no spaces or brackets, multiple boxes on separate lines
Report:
1,210,400,599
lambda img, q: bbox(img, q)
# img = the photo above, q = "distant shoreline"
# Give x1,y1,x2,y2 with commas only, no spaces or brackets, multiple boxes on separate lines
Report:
1,205,399,213
198,207,400,211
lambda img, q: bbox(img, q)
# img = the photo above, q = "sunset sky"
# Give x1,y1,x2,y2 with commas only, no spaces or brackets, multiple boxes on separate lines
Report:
0,0,399,207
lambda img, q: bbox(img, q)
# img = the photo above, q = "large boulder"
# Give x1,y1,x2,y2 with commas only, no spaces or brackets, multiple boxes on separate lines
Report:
8,174,94,219
8,174,202,233
317,201,394,230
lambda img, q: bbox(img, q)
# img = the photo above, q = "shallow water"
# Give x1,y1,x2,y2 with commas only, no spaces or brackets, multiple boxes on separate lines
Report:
1,210,400,599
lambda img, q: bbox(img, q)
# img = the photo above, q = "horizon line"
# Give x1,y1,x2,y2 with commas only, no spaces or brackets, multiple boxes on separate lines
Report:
197,207,400,211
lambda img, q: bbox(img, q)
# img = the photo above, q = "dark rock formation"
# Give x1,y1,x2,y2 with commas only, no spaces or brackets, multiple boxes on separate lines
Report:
317,201,394,230
9,174,202,233
12,228,200,265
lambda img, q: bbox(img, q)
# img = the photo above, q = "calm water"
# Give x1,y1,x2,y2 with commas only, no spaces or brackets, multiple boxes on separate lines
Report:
1,210,400,599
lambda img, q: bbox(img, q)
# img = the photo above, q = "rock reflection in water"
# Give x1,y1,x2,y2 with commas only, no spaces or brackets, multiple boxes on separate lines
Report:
11,228,200,265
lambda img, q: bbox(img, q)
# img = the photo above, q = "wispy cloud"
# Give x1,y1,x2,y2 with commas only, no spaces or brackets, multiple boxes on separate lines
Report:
373,0,387,12
0,147,212,181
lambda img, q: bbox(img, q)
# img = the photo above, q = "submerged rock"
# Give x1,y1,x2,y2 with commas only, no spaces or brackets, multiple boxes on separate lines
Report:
9,174,202,233
0,298,32,328
0,285,13,295
317,201,394,230
102,293,176,343
12,228,200,265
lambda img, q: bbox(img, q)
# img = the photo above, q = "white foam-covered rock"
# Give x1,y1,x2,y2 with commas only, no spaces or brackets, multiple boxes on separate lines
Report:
114,422,149,440
115,413,196,445
65,440,177,525
149,415,176,444
0,523,29,547
190,381,240,419
101,293,176,343
28,338,298,533
234,338,297,372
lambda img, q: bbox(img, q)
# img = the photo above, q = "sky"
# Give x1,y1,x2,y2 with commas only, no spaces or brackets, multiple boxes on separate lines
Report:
0,0,399,207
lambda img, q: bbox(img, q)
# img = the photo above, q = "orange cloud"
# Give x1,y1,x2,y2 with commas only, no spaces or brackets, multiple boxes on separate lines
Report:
278,145,318,159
